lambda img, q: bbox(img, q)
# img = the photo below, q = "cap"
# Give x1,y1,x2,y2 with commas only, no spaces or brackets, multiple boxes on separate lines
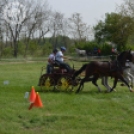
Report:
60,46,66,51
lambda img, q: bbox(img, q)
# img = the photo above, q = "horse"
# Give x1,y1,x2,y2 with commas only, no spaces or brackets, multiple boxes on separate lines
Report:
102,61,134,92
75,48,87,56
72,50,134,93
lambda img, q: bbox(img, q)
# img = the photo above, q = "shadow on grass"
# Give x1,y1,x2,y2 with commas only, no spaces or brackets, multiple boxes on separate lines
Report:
36,87,112,95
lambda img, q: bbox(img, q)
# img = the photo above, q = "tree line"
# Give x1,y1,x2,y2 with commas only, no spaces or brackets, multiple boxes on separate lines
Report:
0,0,134,58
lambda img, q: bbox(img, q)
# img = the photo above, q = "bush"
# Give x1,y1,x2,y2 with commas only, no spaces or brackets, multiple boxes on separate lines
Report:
74,41,113,55
101,43,112,55
2,47,13,57
42,42,52,56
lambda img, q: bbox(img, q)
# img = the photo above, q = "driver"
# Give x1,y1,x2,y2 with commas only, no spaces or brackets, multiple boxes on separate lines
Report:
55,46,72,73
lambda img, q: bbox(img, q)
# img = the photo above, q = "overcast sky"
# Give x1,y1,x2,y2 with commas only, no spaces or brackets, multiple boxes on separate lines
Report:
48,0,124,26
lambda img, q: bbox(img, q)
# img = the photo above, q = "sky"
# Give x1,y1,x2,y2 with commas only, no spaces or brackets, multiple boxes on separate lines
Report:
48,0,124,26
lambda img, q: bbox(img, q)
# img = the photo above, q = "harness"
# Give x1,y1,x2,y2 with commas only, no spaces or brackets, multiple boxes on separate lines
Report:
109,60,130,72
101,60,121,73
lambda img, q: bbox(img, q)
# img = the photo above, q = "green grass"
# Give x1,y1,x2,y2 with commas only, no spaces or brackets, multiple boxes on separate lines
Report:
0,60,134,134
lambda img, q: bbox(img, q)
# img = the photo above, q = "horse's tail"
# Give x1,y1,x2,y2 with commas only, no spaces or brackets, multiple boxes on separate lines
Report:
72,64,88,79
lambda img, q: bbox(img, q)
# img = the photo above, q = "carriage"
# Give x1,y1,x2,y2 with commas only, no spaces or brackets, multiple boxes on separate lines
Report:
38,64,81,92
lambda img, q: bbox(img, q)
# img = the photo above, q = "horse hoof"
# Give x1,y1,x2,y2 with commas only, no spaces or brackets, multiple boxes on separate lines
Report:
130,85,133,88
130,89,134,92
110,90,113,92
120,83,125,86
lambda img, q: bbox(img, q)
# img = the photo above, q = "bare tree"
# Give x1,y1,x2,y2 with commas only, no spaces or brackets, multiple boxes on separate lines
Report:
117,0,134,18
48,11,65,48
22,0,50,57
0,1,6,57
68,13,91,42
0,0,51,57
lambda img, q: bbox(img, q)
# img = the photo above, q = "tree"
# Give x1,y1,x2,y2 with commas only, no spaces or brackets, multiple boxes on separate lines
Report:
117,0,134,47
94,13,134,50
68,13,91,43
117,0,134,18
48,11,65,48
0,0,50,57
22,0,50,57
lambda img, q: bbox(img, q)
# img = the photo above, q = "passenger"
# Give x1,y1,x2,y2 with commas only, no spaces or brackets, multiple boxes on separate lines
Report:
98,48,101,56
46,48,58,74
111,47,118,55
55,46,72,73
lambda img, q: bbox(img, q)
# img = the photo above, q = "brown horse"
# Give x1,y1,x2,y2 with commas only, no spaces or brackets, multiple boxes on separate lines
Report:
72,50,134,93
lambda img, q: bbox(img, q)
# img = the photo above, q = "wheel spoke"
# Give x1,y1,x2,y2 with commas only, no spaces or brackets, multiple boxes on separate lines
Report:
39,75,55,91
56,77,70,91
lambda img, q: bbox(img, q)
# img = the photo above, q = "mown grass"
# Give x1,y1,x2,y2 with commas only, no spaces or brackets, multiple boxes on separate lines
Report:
0,60,134,134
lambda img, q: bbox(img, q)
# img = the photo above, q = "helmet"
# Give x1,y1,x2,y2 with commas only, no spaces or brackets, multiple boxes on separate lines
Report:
53,48,58,53
60,46,66,51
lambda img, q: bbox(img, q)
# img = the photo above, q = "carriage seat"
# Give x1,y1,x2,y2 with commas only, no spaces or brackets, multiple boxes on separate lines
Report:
52,63,68,74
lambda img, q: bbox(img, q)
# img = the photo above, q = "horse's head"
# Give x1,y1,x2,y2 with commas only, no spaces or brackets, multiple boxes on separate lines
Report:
125,50,134,63
117,50,134,64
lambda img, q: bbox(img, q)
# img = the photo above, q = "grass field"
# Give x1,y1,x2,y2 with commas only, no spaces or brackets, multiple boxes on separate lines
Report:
0,60,134,134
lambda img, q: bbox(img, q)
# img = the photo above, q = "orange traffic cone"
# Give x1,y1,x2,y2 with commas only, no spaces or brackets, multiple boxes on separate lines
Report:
29,92,43,110
33,92,43,107
29,86,36,103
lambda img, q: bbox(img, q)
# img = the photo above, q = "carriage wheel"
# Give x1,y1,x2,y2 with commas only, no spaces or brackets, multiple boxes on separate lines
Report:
41,76,55,91
56,76,71,91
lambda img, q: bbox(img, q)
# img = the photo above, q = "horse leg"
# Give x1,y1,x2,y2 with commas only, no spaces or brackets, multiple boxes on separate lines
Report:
110,78,118,92
76,78,86,93
130,70,134,87
131,75,134,88
101,76,112,92
119,75,134,92
121,70,131,86
101,77,105,85
105,77,112,92
127,72,134,87
83,75,101,92
82,75,101,92
91,75,102,92
76,77,93,93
